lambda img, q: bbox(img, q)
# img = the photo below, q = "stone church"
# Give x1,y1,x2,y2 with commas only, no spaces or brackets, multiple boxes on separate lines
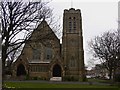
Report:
12,8,86,81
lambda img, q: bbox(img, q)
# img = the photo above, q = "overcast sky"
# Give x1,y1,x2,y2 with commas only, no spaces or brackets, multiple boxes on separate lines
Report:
48,0,118,68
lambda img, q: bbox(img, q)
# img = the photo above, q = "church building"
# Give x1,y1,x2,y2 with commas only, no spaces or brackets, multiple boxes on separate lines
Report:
12,8,86,81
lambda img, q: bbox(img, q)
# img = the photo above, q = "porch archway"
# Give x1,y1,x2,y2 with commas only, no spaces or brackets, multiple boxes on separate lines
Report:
17,64,26,76
52,64,61,77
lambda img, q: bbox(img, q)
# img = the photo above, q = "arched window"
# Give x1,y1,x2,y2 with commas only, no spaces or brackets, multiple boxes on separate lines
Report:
46,47,52,60
33,49,40,60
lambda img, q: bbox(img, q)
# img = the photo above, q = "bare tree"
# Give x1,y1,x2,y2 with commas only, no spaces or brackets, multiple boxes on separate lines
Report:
1,0,54,77
7,44,23,65
88,30,120,80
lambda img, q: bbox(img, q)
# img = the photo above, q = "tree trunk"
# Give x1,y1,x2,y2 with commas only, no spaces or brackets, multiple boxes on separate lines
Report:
109,69,112,80
2,45,8,79
113,68,117,82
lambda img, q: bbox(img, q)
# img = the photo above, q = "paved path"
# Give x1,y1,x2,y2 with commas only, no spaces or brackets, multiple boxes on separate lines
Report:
4,80,112,86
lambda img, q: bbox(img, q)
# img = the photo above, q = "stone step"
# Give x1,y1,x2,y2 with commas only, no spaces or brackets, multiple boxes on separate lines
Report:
50,77,62,81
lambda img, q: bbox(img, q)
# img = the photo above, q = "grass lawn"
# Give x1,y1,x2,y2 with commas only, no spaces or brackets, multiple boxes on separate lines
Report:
3,81,120,89
88,78,110,83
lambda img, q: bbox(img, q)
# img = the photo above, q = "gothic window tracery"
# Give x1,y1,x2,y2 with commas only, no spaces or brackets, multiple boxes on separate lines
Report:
45,47,53,61
31,42,41,60
32,49,41,60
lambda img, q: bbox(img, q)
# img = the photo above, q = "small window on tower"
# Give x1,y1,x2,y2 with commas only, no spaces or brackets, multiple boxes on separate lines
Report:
73,17,76,20
73,22,76,26
69,17,71,19
69,22,72,25
69,22,72,32
73,22,76,30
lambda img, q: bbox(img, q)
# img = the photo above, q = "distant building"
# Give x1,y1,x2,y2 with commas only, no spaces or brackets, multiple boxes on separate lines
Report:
12,8,86,81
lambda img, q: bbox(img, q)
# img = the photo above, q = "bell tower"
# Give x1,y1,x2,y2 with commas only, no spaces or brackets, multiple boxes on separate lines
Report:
62,8,86,81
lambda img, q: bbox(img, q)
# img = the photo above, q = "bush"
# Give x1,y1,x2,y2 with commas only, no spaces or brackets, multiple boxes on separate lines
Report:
38,77,46,80
25,74,29,80
114,74,120,82
32,76,47,80
5,71,12,75
63,76,78,81
62,76,69,81
33,77,38,80
82,76,87,82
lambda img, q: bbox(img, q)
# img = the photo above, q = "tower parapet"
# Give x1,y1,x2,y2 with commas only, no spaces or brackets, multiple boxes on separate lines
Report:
64,8,81,13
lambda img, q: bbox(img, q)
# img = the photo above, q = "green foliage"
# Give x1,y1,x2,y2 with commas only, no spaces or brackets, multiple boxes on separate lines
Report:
114,74,120,82
25,74,29,80
5,70,12,75
33,77,38,80
88,78,110,83
63,76,78,81
32,77,47,80
79,77,87,82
